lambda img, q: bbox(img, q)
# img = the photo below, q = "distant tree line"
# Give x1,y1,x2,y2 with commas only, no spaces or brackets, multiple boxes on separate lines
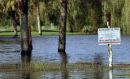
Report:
0,0,130,35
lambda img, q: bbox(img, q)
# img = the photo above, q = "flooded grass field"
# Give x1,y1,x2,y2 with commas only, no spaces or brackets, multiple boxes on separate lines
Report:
0,35,130,79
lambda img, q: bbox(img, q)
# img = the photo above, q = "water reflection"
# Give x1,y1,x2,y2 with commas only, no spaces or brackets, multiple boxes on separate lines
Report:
59,52,68,79
93,53,103,79
109,69,112,79
21,53,32,79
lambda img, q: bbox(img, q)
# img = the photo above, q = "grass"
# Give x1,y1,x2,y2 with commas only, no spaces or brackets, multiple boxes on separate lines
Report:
1,62,130,72
1,63,130,79
0,31,15,36
0,30,87,36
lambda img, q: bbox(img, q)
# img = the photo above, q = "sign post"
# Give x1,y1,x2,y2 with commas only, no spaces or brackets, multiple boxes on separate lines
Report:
98,12,121,68
98,27,121,68
107,12,113,68
107,21,113,68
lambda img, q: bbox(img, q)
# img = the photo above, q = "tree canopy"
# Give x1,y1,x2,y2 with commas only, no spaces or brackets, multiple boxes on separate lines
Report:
0,0,130,35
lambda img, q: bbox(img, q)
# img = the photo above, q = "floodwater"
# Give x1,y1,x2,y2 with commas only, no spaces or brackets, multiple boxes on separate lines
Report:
0,35,130,79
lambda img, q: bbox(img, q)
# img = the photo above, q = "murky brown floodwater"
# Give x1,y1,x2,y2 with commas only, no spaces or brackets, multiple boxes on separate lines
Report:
0,35,130,79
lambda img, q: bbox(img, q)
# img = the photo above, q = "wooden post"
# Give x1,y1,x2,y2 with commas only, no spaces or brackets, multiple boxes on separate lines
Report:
106,12,113,68
58,0,67,52
20,0,32,55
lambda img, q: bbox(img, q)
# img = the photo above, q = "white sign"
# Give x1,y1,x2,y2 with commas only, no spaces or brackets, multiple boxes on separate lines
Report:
98,28,121,45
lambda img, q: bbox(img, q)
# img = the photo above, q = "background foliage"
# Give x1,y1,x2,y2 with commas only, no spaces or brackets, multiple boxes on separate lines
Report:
0,0,129,35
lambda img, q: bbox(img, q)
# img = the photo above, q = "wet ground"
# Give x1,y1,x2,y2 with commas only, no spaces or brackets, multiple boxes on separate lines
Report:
0,35,130,79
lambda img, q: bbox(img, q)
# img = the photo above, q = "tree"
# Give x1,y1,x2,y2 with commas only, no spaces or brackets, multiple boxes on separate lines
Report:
3,0,19,36
58,0,67,52
43,0,51,26
20,0,32,54
92,0,102,27
36,0,42,35
67,0,81,32
8,8,18,37
67,0,76,32
30,0,42,35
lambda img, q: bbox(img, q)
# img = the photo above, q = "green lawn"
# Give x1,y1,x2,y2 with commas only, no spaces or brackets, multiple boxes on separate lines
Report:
0,30,86,36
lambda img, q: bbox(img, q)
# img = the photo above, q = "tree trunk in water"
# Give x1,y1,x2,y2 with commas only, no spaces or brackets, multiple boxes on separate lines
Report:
20,0,32,55
58,0,67,52
21,54,31,79
59,52,68,79
36,6,42,35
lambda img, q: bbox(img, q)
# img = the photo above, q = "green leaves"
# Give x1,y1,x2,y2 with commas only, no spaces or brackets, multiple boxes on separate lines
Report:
0,0,130,35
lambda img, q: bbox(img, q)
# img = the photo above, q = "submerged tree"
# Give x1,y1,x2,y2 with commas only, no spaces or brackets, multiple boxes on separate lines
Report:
58,0,67,52
20,0,32,54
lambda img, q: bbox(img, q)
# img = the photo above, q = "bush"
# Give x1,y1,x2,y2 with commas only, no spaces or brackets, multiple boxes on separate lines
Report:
81,25,97,34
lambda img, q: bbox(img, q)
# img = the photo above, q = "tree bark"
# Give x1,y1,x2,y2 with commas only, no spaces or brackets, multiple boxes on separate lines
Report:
58,0,67,52
20,0,32,55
